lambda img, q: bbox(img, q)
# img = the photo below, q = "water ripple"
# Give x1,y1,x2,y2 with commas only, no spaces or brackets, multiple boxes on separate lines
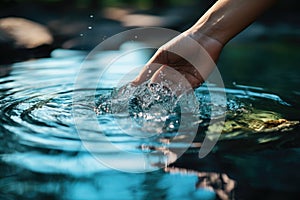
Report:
0,49,299,175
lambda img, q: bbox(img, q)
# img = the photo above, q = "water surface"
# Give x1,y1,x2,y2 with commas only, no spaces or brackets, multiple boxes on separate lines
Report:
0,43,299,199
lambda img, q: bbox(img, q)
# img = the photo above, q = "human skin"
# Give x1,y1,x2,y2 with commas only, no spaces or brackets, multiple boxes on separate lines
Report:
132,0,276,89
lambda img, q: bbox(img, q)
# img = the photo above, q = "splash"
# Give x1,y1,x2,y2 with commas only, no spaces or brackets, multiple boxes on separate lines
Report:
95,81,199,134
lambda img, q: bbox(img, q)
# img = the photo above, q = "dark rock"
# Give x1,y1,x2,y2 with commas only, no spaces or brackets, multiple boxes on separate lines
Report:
0,17,54,64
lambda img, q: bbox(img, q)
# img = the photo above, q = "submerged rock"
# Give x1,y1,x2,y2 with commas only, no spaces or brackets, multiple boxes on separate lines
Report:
222,109,299,134
0,17,54,63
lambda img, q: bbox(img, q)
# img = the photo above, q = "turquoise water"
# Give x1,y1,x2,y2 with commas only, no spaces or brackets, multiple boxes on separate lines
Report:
0,42,299,199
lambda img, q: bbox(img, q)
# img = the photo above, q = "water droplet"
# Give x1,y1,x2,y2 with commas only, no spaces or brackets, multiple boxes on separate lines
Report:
169,124,175,129
88,26,92,30
89,14,94,18
134,35,138,39
80,33,84,37
138,112,143,117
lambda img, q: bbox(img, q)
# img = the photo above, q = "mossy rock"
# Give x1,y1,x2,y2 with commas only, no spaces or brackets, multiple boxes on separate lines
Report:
222,109,299,133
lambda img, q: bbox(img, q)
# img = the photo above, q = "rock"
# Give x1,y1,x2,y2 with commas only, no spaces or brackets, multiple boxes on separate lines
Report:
221,109,299,134
0,17,53,48
0,17,54,64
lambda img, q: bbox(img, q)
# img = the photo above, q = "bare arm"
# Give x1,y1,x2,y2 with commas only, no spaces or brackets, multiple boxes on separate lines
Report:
189,0,276,45
133,0,276,89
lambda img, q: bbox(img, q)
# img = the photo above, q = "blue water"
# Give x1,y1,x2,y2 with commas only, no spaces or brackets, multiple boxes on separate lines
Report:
0,42,299,199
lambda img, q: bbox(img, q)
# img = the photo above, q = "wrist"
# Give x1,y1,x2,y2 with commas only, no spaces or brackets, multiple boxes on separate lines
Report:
184,26,225,47
183,28,224,62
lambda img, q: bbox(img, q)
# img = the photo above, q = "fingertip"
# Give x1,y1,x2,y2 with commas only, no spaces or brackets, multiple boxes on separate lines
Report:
131,78,142,86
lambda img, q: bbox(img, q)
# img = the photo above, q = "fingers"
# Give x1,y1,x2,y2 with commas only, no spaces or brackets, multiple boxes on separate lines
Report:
132,47,169,85
131,62,162,85
149,65,194,96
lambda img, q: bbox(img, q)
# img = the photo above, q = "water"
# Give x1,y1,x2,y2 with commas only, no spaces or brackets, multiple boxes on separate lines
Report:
0,42,299,199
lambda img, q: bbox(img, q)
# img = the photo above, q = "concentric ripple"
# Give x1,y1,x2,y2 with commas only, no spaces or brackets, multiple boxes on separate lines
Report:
0,49,299,175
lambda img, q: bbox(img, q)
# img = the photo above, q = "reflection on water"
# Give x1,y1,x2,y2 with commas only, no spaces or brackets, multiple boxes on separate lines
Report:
165,167,236,200
0,45,299,199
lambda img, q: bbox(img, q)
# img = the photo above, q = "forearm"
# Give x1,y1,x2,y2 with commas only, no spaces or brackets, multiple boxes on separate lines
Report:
132,0,276,88
188,0,276,45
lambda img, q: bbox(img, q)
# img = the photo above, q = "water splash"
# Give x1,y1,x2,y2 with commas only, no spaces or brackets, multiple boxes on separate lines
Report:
95,81,200,134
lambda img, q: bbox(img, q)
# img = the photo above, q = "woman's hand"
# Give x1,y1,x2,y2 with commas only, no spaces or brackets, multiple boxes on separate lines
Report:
132,0,275,90
132,31,223,90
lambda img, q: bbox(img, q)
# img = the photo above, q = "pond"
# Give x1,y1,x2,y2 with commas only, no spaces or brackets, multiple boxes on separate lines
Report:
0,40,299,200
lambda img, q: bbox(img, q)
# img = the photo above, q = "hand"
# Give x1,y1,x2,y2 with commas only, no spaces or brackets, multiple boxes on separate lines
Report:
132,0,276,91
132,30,223,90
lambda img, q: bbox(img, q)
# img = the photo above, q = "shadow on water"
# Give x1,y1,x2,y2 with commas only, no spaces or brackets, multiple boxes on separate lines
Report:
0,41,299,199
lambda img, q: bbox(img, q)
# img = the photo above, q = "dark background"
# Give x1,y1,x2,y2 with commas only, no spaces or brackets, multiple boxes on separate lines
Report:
0,0,299,95
0,0,299,50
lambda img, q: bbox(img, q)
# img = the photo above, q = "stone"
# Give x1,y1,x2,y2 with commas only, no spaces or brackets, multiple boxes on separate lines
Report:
0,17,54,63
0,17,53,48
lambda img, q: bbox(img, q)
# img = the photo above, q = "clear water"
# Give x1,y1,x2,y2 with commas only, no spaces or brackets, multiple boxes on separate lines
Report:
0,42,299,200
